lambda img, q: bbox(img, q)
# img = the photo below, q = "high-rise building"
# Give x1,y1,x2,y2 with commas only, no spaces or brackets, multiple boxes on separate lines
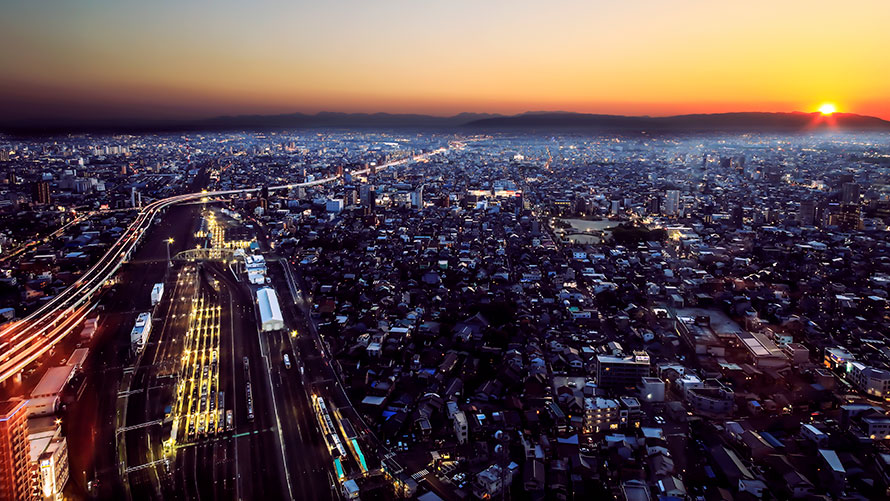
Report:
842,182,861,205
344,188,357,206
647,196,661,215
359,184,374,206
731,204,744,228
664,190,680,216
815,200,832,227
259,185,269,211
29,419,69,501
411,185,423,209
832,204,862,231
798,200,816,226
31,181,51,205
0,399,33,501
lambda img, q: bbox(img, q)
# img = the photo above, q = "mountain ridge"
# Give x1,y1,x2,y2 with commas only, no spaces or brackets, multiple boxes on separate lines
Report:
463,111,890,131
3,110,888,134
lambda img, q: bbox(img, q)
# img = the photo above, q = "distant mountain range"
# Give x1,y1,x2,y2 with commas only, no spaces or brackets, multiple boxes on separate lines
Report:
462,111,890,131
4,110,889,134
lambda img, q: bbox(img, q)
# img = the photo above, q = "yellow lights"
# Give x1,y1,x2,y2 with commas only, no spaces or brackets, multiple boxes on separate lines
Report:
291,329,299,338
818,103,836,115
171,291,223,442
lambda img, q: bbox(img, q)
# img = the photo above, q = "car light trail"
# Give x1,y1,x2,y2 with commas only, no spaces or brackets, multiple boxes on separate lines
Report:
0,148,446,384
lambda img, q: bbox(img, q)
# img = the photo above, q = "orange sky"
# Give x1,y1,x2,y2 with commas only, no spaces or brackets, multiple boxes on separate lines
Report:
1,1,888,122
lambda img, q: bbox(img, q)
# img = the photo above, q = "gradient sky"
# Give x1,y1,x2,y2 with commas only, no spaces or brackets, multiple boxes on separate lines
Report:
1,0,888,122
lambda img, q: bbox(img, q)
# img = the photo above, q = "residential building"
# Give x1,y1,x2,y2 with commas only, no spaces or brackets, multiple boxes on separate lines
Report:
0,399,32,501
596,351,650,388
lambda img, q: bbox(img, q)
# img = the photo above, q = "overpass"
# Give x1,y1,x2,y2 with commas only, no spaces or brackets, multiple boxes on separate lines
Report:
172,248,238,263
0,147,447,384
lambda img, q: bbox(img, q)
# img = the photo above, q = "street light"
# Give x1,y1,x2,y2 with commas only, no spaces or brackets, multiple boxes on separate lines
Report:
166,238,174,267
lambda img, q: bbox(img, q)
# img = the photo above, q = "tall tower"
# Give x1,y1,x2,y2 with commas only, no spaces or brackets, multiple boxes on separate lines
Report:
260,185,270,211
31,181,51,205
798,200,816,226
359,184,372,206
842,182,861,205
0,399,32,501
411,185,424,209
664,190,680,216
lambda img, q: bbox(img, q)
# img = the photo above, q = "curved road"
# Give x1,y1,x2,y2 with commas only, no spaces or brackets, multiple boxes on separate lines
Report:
0,147,447,384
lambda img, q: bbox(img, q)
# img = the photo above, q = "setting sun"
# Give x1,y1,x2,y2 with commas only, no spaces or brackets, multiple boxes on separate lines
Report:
819,103,837,115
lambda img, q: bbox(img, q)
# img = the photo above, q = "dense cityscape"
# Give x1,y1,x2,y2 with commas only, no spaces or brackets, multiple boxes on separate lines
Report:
0,128,888,500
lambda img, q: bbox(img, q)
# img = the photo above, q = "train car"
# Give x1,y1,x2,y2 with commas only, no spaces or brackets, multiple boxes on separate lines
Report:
246,382,254,420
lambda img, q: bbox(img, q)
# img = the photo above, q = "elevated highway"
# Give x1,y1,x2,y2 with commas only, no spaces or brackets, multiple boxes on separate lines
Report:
0,147,446,383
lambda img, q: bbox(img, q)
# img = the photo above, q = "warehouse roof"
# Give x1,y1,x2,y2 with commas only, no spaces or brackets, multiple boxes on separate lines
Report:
31,365,76,399
256,287,284,332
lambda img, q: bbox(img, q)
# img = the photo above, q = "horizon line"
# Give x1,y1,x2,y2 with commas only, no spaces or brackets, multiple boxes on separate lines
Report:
3,108,886,124
3,108,889,135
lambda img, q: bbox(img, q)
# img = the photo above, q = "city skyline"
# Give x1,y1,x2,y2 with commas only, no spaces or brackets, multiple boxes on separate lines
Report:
3,2,890,500
2,1,889,124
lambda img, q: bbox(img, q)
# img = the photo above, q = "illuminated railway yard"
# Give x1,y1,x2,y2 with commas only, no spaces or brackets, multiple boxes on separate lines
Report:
0,148,450,500
172,295,223,443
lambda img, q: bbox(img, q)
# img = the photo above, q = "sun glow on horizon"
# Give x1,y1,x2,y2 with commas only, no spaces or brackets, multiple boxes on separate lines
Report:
0,2,889,122
819,103,837,115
